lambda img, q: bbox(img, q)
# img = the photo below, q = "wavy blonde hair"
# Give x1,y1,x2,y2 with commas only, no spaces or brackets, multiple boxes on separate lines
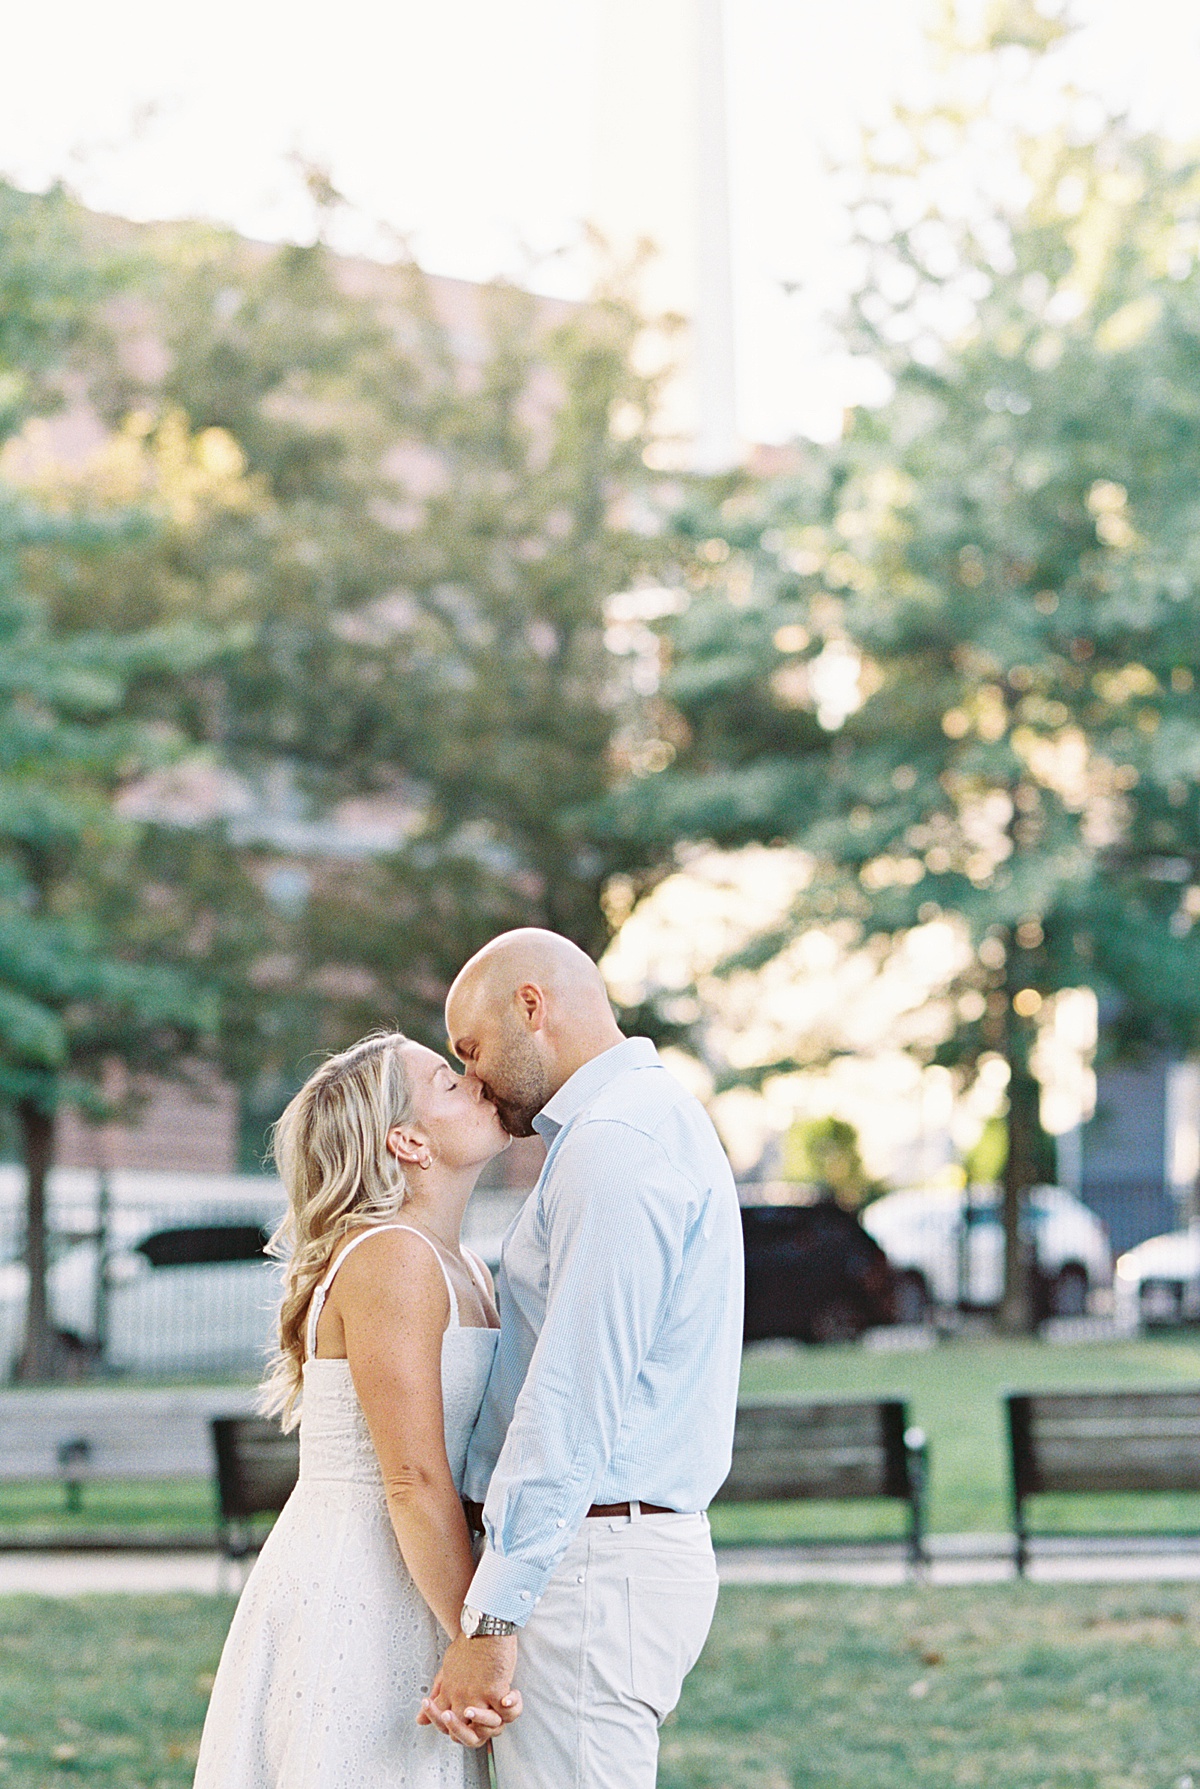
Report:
260,1031,416,1428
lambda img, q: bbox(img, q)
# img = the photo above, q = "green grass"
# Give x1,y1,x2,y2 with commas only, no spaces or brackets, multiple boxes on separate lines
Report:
0,1595,234,1785
710,1332,1200,1546
4,1586,1200,1787
0,1478,215,1540
664,1582,1200,1789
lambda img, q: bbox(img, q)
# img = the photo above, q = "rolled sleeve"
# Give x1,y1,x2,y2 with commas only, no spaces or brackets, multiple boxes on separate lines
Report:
466,1118,687,1616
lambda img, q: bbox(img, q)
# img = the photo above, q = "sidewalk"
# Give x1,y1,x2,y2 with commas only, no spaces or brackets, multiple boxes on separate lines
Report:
4,1535,1200,1595
718,1532,1200,1587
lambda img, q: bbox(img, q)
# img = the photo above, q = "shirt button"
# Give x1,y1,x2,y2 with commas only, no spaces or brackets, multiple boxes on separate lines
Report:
555,1519,565,1529
520,1591,531,1601
576,1574,584,1584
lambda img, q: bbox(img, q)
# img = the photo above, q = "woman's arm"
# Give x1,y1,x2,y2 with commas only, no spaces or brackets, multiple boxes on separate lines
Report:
332,1231,476,1637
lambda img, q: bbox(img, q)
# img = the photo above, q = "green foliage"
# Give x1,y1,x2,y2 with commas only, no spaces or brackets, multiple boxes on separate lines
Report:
0,290,211,1103
780,1115,882,1207
605,25,1200,1320
303,270,670,1045
964,1115,1008,1184
0,182,109,436
121,226,671,1065
0,185,256,1374
1,182,674,1210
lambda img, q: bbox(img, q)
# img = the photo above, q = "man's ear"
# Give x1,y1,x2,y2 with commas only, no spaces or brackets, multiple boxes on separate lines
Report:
514,982,547,1031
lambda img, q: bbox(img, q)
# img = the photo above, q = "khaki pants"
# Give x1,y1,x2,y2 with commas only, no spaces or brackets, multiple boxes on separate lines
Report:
491,1509,718,1789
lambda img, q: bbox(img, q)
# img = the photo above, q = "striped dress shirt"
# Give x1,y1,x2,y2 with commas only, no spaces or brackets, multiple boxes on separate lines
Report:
463,1037,744,1625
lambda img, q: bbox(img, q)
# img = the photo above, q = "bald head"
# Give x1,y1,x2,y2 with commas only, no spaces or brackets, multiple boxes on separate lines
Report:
446,928,623,1135
449,928,608,1013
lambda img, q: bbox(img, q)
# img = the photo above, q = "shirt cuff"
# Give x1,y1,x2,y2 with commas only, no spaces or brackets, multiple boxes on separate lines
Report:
466,1544,549,1627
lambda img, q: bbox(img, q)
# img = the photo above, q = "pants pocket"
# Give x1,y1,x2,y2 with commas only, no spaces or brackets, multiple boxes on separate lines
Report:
626,1574,719,1723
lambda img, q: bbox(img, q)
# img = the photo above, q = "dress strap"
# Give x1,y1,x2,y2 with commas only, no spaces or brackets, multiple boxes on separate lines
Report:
462,1248,492,1301
305,1223,460,1359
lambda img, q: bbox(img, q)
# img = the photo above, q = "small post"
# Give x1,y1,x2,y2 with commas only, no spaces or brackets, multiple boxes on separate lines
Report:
56,1437,91,1515
904,1425,928,1576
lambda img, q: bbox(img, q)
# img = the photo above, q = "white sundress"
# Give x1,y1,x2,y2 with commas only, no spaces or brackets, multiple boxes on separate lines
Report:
194,1224,498,1789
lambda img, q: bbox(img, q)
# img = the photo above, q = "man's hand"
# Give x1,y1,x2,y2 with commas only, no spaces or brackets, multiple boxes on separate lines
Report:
418,1634,520,1748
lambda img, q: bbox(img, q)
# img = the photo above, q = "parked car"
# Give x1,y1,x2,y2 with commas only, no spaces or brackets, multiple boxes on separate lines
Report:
1114,1228,1200,1329
0,1221,282,1378
861,1183,1112,1322
741,1200,897,1344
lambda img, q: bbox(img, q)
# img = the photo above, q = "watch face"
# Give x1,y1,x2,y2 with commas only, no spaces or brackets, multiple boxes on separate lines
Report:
460,1604,481,1638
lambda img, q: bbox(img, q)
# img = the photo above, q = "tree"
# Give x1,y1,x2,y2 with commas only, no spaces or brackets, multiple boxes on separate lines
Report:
0,185,258,1376
302,266,673,1038
780,1116,882,1209
606,1,1200,1328
123,219,672,1073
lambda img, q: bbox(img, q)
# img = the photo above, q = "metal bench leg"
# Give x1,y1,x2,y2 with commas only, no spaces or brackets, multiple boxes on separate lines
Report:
904,1427,929,1579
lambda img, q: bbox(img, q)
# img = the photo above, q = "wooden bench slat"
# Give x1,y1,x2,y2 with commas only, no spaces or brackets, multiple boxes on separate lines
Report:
714,1398,920,1516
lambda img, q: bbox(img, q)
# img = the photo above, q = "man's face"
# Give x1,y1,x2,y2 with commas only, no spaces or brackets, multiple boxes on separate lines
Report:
447,991,553,1138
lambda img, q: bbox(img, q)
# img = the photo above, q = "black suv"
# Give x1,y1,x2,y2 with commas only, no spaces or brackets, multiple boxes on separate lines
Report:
741,1200,898,1344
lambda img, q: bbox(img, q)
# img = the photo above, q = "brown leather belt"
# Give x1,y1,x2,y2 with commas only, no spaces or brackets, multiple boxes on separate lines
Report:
463,1498,677,1536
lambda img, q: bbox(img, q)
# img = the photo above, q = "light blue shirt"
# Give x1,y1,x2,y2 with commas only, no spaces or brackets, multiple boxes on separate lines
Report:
464,1037,744,1625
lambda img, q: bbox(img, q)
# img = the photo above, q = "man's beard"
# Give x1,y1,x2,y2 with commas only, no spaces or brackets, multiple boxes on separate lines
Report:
482,1027,552,1138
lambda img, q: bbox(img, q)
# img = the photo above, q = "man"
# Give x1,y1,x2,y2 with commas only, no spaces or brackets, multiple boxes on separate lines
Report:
420,928,744,1787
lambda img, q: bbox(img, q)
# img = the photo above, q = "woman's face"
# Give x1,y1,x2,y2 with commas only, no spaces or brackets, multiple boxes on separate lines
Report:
398,1042,511,1171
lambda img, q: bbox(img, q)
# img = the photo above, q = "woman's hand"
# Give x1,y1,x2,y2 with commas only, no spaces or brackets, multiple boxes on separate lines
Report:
418,1653,522,1753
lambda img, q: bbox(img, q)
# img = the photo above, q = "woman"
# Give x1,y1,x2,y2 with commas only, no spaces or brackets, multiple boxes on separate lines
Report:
194,1031,515,1788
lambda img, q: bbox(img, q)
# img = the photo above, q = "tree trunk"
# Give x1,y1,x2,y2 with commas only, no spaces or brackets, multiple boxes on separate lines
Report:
998,1060,1041,1334
16,1099,57,1383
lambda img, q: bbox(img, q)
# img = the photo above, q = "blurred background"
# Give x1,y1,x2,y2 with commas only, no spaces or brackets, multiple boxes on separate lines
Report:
5,0,1200,1379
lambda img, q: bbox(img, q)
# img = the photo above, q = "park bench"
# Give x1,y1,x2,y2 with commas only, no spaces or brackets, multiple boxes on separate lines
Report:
0,1385,259,1549
712,1398,928,1573
1007,1389,1200,1574
210,1415,299,1559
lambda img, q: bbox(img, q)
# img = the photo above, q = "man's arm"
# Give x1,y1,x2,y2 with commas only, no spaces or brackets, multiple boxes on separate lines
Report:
470,1116,688,1616
424,1117,688,1734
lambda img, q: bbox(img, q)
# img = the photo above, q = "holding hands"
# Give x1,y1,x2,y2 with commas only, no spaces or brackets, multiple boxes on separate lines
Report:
418,1633,522,1749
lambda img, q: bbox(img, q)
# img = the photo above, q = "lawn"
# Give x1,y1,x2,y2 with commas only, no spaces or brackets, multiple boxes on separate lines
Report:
3,1585,1200,1788
0,1477,215,1543
661,1581,1200,1789
0,1595,232,1784
709,1331,1200,1546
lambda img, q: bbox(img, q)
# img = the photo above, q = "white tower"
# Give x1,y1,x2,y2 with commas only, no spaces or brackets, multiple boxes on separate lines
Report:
592,0,739,470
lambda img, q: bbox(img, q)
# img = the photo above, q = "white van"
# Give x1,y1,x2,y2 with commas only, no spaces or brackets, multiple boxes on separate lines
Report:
862,1183,1113,1321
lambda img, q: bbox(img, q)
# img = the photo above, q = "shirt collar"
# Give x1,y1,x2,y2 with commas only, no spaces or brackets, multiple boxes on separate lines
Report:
533,1037,658,1145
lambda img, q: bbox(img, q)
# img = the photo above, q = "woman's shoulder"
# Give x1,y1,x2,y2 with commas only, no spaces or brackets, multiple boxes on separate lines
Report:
328,1224,451,1310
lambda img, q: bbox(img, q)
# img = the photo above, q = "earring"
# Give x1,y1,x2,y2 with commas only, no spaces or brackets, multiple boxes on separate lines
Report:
418,1151,434,1171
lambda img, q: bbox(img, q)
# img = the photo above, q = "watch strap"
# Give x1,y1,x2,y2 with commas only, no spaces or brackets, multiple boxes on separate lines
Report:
473,1612,518,1638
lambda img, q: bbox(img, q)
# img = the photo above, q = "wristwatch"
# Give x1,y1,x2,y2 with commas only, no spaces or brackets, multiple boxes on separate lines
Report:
460,1604,518,1639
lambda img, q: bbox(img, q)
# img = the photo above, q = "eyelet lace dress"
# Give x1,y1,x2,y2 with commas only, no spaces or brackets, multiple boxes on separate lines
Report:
194,1225,497,1789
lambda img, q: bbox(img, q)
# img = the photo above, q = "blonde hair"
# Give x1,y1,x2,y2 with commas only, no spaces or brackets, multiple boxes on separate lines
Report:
260,1032,416,1428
